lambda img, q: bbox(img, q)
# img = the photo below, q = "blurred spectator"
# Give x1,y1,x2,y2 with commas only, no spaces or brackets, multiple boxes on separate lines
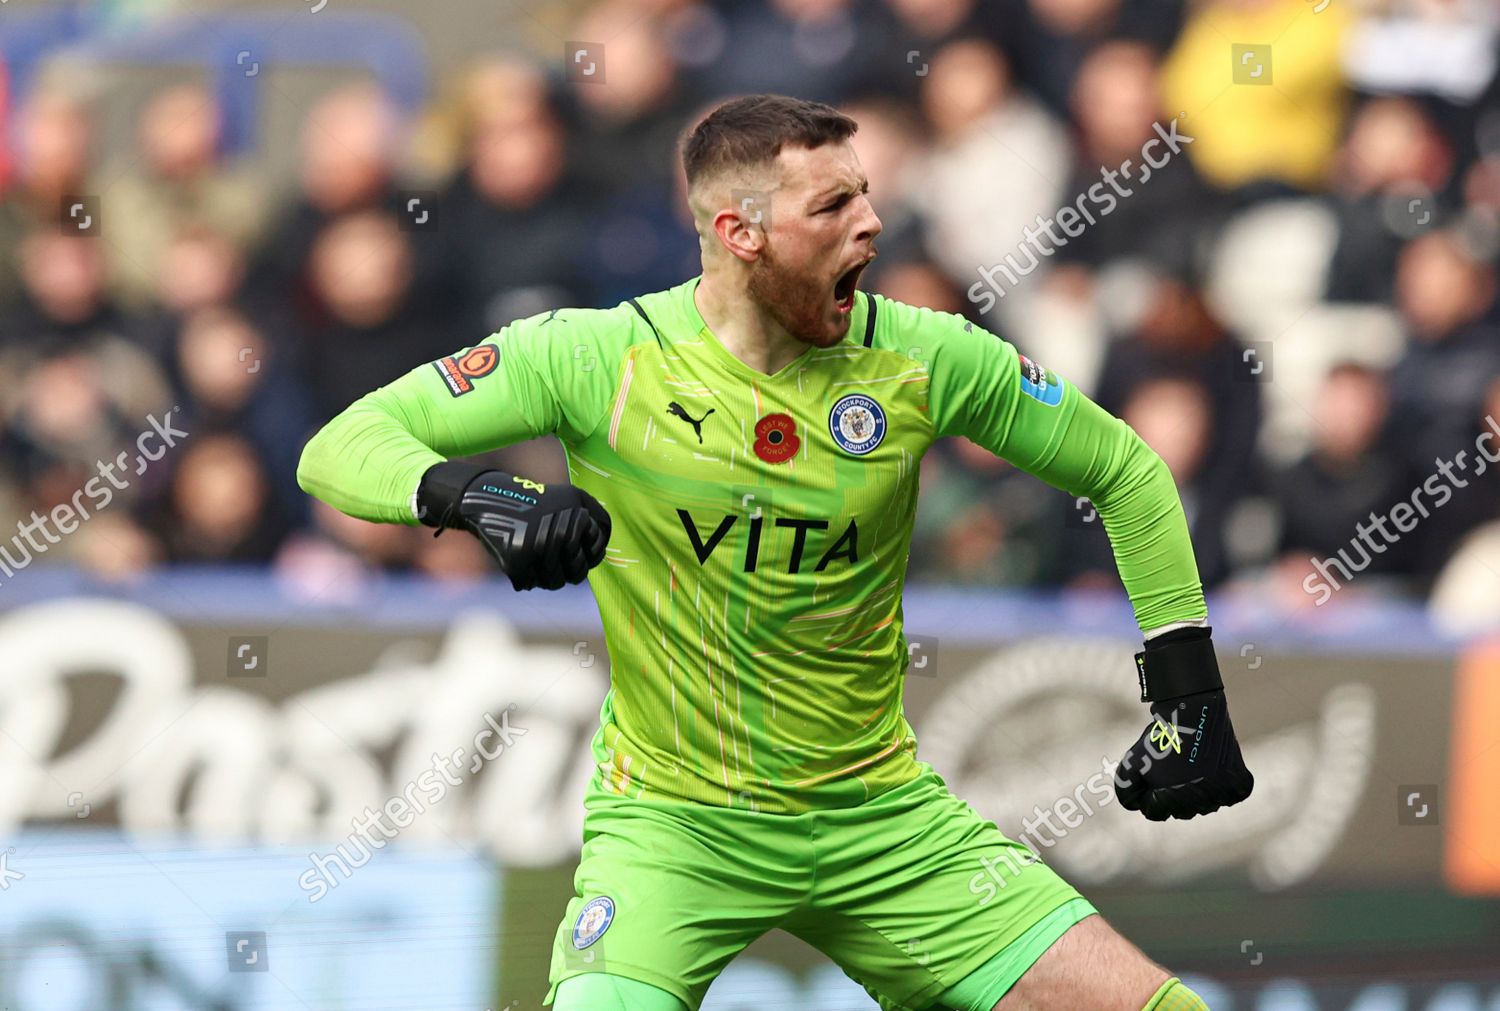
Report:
840,97,928,266
0,350,133,496
702,0,902,107
1323,97,1455,304
171,306,318,522
70,511,163,583
247,83,401,323
990,0,1184,117
0,90,93,303
1,231,170,419
910,37,1070,323
562,3,714,305
1057,40,1219,268
1090,262,1261,556
885,0,980,44
1386,230,1500,471
1272,362,1416,580
873,0,987,108
6,231,114,344
0,346,170,574
152,431,290,564
132,225,249,360
157,225,246,317
297,210,436,418
569,1,699,195
105,82,266,308
1160,0,1353,194
911,433,1062,586
580,156,702,309
435,60,590,333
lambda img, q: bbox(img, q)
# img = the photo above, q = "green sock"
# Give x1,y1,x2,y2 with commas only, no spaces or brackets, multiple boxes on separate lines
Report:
1143,977,1211,1010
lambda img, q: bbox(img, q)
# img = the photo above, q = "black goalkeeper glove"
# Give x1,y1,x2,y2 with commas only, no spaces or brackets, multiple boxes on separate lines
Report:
417,460,611,591
1114,626,1254,821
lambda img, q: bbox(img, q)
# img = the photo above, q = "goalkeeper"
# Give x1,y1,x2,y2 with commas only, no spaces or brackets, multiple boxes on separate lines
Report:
299,94,1252,1011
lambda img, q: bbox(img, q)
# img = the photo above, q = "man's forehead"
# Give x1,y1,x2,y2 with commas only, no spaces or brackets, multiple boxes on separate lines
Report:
776,142,863,194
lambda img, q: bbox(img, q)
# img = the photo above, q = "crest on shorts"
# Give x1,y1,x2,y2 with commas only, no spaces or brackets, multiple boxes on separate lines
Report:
572,896,615,949
829,394,886,456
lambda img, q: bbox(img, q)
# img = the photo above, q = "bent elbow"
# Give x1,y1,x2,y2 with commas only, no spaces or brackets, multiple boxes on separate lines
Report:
296,422,333,498
1091,427,1178,518
1124,434,1180,511
1139,438,1176,491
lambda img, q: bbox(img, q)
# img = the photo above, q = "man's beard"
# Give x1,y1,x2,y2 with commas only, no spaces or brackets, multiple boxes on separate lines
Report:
746,242,849,347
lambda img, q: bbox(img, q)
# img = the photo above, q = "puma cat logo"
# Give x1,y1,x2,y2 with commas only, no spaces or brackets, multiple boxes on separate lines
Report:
667,402,715,443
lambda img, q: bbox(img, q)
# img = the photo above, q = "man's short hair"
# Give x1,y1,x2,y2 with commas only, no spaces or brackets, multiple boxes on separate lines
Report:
681,94,857,188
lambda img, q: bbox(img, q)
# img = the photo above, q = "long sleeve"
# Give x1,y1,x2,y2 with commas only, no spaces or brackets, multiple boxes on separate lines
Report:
895,295,1208,631
297,305,633,525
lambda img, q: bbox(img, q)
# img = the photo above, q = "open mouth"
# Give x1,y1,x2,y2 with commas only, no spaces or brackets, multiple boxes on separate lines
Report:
833,259,871,313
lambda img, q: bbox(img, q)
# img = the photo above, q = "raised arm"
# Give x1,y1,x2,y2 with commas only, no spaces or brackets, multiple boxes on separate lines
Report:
297,323,568,524
914,300,1204,633
297,309,624,588
893,294,1253,821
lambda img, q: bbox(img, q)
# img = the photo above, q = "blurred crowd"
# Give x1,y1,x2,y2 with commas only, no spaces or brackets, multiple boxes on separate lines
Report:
1,0,1499,629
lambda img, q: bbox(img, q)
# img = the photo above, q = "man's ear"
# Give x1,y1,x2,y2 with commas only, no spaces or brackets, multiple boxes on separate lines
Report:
712,200,765,264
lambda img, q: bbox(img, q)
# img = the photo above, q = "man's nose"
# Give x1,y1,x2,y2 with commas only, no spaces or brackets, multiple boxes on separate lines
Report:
853,195,882,245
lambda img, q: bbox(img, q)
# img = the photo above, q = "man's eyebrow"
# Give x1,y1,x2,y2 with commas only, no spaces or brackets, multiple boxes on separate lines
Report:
812,177,870,202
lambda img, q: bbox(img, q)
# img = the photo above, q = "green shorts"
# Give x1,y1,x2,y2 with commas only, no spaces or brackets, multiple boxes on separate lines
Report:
544,764,1095,1010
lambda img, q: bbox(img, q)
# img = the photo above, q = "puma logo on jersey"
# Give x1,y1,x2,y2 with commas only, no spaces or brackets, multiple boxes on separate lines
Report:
666,402,715,443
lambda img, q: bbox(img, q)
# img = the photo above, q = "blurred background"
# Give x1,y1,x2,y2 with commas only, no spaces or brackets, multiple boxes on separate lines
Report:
0,0,1498,1007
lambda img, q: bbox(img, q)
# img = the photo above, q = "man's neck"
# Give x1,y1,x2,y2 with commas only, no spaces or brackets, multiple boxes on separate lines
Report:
694,271,808,375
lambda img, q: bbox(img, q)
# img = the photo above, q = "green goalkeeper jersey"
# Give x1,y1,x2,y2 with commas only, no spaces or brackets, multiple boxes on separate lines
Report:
298,276,1208,814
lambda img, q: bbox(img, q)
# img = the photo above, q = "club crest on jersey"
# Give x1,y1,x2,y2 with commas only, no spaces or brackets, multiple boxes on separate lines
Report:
828,394,886,456
572,896,614,949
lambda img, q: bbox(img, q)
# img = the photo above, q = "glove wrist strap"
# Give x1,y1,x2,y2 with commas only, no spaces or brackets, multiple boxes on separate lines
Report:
1135,627,1223,703
416,461,496,529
